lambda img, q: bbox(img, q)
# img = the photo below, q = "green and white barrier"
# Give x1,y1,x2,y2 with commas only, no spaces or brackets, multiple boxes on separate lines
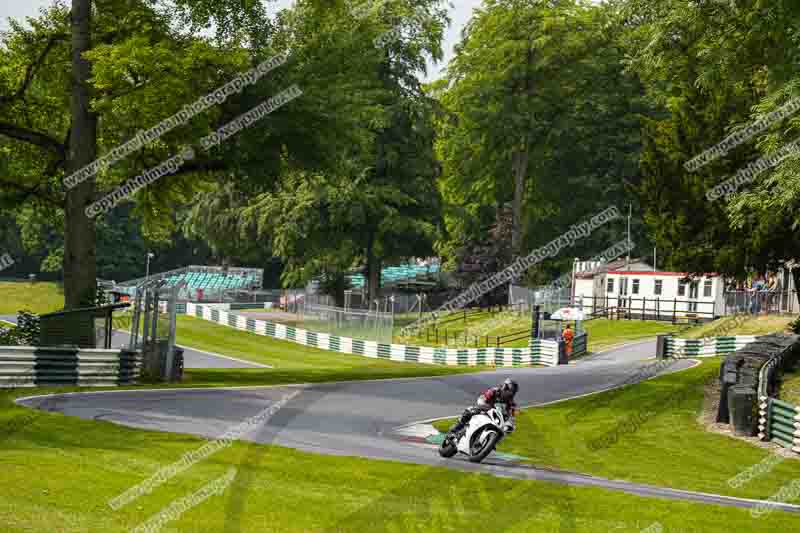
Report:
665,335,758,358
0,346,141,387
186,303,559,367
759,396,800,453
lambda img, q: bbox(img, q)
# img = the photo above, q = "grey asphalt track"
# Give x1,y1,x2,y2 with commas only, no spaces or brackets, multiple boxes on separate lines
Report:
0,315,266,369
15,337,800,514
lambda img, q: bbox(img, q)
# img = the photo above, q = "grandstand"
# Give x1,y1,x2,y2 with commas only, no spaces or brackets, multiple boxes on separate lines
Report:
117,265,263,301
346,262,440,290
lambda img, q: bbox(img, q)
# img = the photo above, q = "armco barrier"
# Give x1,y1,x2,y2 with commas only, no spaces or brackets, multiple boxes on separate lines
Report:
186,303,560,367
0,346,141,387
759,397,800,453
665,335,758,358
571,332,588,358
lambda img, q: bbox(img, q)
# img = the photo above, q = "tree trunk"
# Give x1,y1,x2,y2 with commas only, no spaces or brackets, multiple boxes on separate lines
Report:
333,273,346,308
510,139,529,258
64,0,97,309
365,233,381,306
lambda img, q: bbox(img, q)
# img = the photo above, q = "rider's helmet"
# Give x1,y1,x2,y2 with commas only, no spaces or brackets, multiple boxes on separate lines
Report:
501,378,518,400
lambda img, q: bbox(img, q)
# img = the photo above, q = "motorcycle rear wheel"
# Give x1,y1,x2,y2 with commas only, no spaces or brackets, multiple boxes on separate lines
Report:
468,429,500,463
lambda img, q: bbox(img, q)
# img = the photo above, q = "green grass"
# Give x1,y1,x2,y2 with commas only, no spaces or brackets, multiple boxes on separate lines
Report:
0,281,64,315
778,362,800,406
396,311,689,351
1,385,797,532
678,314,798,339
434,359,800,501
396,309,532,348
580,318,688,352
172,315,484,387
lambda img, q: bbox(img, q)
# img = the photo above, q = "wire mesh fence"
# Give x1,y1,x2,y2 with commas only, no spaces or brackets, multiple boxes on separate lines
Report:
299,303,394,344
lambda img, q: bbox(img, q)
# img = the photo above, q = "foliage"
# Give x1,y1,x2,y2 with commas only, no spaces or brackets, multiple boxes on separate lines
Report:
626,0,800,279
14,310,41,345
434,0,646,286
790,316,800,335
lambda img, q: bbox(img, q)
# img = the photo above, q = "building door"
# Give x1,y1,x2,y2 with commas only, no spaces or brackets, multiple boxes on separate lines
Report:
688,281,699,312
620,278,629,313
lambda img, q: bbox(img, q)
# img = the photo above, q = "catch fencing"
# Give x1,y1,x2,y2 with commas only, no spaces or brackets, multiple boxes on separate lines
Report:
299,303,394,344
186,303,560,367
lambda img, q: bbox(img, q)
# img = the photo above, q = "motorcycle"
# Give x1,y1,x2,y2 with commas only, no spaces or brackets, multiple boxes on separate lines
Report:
438,403,515,463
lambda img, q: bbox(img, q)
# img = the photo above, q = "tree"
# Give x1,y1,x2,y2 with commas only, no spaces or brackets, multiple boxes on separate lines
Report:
0,0,273,308
191,0,449,302
434,0,642,284
623,0,800,282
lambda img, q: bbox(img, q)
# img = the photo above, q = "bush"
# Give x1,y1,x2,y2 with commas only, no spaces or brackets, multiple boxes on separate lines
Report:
790,316,800,335
0,324,20,346
14,310,40,345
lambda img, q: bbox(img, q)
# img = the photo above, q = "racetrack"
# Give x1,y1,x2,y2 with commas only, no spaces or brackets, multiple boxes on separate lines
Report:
15,337,800,514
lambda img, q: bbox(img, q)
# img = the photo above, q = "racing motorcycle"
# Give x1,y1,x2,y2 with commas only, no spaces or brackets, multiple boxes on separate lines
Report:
438,403,515,463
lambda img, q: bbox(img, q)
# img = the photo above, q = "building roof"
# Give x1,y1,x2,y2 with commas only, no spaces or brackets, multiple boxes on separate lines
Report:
574,258,653,279
608,271,720,277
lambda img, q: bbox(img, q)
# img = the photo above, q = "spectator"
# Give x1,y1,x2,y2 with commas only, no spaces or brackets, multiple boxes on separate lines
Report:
562,323,575,360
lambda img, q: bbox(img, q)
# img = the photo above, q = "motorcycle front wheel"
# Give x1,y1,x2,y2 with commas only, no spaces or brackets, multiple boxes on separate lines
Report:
468,429,500,463
438,435,457,458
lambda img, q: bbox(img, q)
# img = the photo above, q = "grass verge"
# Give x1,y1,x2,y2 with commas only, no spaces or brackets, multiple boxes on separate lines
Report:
0,385,797,532
434,359,800,501
173,315,484,387
678,314,798,339
581,318,688,352
0,281,64,315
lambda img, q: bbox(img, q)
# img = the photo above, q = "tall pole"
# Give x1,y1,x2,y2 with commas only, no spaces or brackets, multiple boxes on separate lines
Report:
571,257,578,305
653,247,657,271
144,252,154,286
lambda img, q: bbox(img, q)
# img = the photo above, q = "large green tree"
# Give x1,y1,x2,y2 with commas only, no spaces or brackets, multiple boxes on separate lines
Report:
434,0,643,285
625,0,800,285
187,0,449,302
0,0,272,307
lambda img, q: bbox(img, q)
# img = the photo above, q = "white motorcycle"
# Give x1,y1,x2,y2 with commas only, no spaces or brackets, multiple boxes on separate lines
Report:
438,403,515,463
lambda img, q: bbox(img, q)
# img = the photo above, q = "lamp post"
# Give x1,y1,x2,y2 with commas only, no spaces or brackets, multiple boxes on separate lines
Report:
144,252,155,286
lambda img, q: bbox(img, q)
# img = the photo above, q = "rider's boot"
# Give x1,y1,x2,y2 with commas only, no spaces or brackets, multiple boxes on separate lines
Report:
448,411,470,437
448,422,464,437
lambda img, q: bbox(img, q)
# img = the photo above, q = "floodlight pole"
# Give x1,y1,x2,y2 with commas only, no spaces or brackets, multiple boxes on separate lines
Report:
144,252,155,286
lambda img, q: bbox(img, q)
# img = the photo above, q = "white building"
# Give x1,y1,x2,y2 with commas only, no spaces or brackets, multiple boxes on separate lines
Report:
572,258,724,321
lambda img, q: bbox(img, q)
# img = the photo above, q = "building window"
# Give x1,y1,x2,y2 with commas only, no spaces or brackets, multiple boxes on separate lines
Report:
607,278,614,293
678,281,686,297
654,279,663,296
632,279,640,295
704,279,713,297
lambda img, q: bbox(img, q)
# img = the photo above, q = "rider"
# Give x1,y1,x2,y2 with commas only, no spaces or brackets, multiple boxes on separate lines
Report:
448,378,519,436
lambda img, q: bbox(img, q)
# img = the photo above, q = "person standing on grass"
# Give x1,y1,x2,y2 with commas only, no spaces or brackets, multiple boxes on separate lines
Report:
562,323,575,359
